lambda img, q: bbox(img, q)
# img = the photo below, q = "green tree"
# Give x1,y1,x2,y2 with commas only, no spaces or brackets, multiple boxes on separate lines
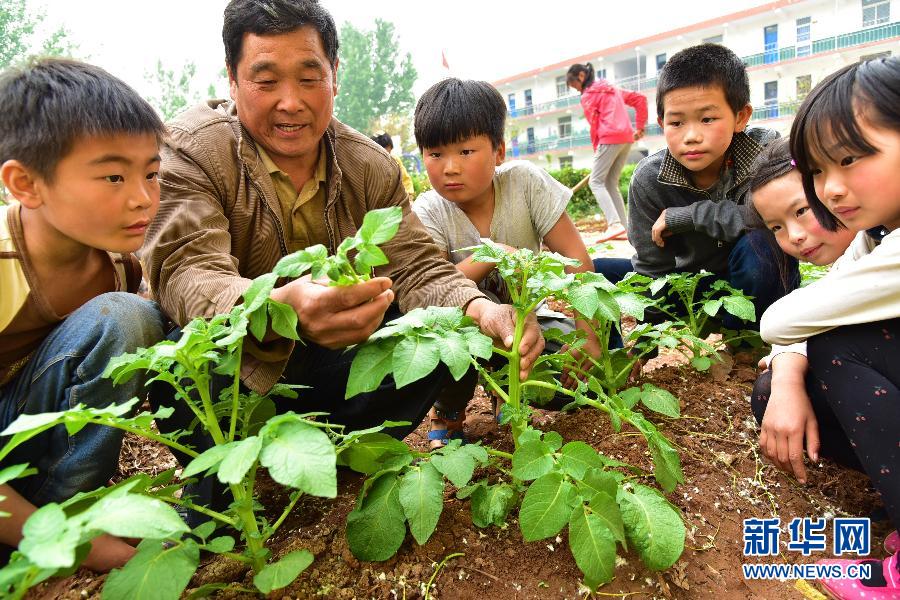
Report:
0,0,76,70
334,19,417,133
145,61,227,121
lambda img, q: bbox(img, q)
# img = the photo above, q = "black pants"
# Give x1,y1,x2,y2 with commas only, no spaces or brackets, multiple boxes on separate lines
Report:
751,319,900,530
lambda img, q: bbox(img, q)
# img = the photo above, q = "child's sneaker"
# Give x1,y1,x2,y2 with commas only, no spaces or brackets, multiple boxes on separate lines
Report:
816,552,899,599
427,407,466,450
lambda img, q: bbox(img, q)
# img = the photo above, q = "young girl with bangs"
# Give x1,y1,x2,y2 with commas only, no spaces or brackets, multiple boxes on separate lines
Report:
758,57,900,598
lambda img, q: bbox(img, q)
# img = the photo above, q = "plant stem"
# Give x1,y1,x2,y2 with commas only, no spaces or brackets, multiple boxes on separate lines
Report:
486,448,513,461
424,552,464,600
506,309,527,447
476,367,508,404
165,497,237,528
228,341,243,442
269,490,303,535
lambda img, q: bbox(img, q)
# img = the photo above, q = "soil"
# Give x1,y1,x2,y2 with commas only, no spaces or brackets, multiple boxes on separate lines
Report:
25,226,889,600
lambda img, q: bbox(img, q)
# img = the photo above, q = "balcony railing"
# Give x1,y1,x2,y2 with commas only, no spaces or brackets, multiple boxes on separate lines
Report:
512,100,804,155
508,21,899,120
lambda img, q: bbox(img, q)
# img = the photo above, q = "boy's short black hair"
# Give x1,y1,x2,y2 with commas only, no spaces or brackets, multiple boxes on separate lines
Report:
371,133,393,150
656,43,750,119
0,58,165,183
414,78,506,151
223,0,338,74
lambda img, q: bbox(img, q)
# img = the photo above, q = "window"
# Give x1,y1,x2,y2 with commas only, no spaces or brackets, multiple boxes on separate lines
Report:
508,93,517,117
556,76,568,97
862,0,890,27
655,53,667,71
524,89,533,115
526,127,535,154
703,34,723,44
764,25,778,64
796,17,811,57
558,116,572,139
796,74,812,100
559,156,574,169
596,68,607,80
764,81,779,119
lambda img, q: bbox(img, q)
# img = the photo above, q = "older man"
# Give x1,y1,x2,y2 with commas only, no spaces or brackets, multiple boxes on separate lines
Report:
143,0,542,439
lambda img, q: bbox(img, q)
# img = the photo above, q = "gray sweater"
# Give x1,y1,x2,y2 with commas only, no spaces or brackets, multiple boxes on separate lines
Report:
627,127,778,277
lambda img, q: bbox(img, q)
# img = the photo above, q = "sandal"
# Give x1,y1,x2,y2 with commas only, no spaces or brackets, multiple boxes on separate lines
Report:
427,407,466,449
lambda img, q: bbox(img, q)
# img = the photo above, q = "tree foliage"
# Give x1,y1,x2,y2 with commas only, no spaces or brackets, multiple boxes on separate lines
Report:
334,19,417,134
0,0,76,71
145,61,226,121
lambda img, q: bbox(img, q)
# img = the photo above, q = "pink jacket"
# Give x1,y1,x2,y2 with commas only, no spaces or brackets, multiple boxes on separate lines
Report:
580,80,648,149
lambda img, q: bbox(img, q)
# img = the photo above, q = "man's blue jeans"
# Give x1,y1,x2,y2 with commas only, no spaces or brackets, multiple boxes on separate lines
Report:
0,293,165,505
593,229,799,337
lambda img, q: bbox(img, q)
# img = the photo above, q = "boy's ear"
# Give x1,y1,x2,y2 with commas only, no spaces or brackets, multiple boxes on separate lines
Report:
657,116,664,129
1,160,43,208
495,140,506,165
734,103,753,132
227,63,238,101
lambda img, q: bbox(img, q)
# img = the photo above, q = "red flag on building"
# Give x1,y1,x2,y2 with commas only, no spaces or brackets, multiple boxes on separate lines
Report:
441,49,450,71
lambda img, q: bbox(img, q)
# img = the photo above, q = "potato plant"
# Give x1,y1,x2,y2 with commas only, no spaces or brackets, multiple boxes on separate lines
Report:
647,271,759,370
343,243,687,590
0,208,407,599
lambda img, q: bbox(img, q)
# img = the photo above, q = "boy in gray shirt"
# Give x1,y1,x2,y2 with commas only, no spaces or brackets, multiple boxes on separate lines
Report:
597,44,797,333
412,78,597,446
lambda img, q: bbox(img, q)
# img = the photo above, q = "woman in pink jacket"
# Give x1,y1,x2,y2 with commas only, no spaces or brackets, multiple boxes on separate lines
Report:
567,63,647,241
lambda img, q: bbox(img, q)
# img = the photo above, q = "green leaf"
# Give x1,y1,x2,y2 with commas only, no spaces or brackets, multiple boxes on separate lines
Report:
253,550,314,594
346,341,396,399
102,539,199,600
431,445,477,488
339,432,411,475
470,482,517,528
81,494,189,540
358,206,403,245
437,332,472,381
203,536,235,554
576,468,617,503
702,299,723,317
566,284,600,319
273,244,328,278
618,485,685,571
181,444,234,479
398,463,444,545
0,463,36,485
519,472,577,542
618,387,641,409
588,491,626,545
392,336,441,388
558,442,605,480
242,273,278,313
723,296,756,322
268,300,300,340
463,329,493,360
543,431,564,452
260,418,337,497
594,289,621,323
648,435,684,493
569,504,617,590
217,436,262,484
614,291,654,320
19,504,80,569
346,474,406,561
690,355,712,371
511,440,554,481
639,384,680,418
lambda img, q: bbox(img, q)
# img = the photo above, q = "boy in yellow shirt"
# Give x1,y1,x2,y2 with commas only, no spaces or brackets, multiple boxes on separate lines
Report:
0,59,166,570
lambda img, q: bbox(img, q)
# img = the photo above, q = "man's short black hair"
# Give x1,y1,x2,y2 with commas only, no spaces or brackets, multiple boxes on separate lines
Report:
656,43,750,119
223,0,338,74
371,133,393,150
414,78,506,151
0,58,165,183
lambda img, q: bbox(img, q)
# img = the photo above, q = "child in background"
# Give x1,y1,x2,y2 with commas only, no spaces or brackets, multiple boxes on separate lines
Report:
371,132,415,199
759,57,900,597
412,78,597,447
0,59,166,570
566,62,647,242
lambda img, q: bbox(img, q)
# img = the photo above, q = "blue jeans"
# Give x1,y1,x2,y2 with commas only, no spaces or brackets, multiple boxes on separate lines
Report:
0,293,165,505
591,257,634,349
596,230,799,334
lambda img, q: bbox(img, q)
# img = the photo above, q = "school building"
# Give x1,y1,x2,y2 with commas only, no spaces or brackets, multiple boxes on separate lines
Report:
493,0,899,170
